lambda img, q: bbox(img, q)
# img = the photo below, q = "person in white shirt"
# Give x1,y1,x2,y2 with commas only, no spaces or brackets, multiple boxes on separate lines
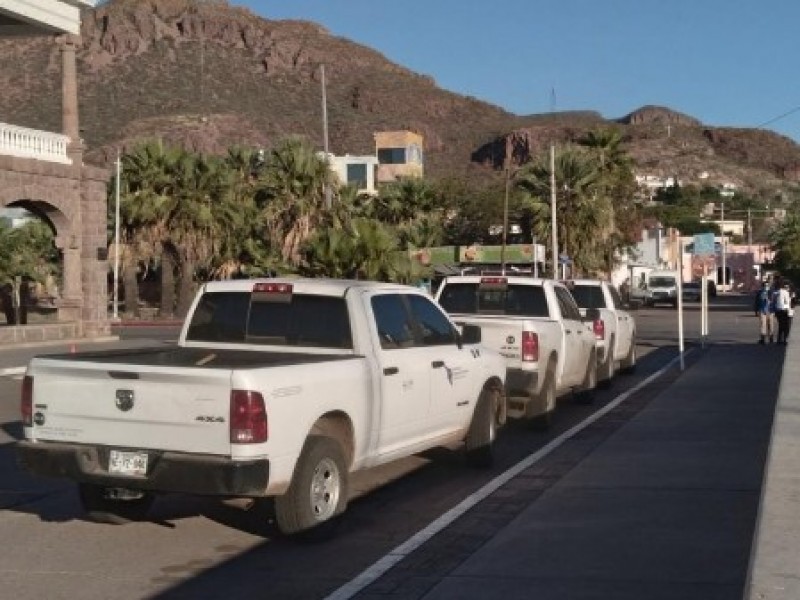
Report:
775,281,792,344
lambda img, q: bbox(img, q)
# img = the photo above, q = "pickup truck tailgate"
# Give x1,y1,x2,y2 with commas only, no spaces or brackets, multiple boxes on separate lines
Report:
29,360,233,456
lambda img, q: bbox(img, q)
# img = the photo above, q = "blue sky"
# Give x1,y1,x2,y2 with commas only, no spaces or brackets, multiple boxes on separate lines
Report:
243,1,800,143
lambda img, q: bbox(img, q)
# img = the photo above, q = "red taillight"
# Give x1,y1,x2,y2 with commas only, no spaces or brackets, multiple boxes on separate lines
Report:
522,331,539,362
230,390,268,444
252,282,293,294
593,319,605,341
21,375,33,427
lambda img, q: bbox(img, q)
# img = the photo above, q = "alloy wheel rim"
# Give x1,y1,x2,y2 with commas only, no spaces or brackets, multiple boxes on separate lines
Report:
310,457,341,521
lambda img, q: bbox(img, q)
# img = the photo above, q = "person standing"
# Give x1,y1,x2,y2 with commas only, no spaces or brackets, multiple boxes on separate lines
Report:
754,280,776,344
775,281,792,344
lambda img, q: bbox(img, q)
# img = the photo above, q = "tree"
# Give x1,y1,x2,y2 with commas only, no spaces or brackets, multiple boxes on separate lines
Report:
255,137,333,267
516,145,608,274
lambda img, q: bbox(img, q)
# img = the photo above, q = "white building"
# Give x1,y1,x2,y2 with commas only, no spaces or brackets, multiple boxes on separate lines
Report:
320,153,378,195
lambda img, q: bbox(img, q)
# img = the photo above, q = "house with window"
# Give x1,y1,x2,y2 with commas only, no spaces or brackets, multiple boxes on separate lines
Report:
322,153,378,195
374,130,424,183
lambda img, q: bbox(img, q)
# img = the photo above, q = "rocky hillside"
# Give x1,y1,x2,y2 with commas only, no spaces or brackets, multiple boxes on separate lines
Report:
1,0,800,198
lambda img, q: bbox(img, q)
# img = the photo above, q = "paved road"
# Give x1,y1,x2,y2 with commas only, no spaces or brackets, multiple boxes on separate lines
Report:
0,296,782,599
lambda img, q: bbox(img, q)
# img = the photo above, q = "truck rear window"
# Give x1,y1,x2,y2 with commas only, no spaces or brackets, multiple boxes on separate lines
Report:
438,283,549,317
186,292,353,349
570,285,607,309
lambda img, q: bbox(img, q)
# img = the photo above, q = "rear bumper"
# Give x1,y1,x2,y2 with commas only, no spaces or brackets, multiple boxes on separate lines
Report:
16,440,269,497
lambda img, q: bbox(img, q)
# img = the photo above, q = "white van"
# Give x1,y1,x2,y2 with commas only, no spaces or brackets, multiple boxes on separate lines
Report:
645,270,679,308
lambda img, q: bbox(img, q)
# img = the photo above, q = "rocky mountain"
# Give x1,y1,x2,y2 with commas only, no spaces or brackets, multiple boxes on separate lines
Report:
1,0,800,199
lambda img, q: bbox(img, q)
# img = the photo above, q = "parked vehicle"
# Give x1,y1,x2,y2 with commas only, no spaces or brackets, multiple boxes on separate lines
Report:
682,281,702,302
645,270,680,307
435,275,597,429
566,279,637,385
16,278,507,535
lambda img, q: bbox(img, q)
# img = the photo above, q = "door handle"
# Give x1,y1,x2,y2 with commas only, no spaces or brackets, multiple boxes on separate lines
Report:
431,360,445,368
383,367,399,376
566,330,572,334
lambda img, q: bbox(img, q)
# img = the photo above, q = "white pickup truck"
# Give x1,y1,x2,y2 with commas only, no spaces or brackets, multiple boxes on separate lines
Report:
16,278,506,535
567,279,637,385
435,275,597,428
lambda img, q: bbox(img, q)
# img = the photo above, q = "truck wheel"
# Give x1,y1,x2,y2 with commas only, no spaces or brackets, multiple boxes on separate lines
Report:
621,339,637,374
274,435,349,536
465,387,499,467
78,484,154,524
527,364,555,430
577,351,597,404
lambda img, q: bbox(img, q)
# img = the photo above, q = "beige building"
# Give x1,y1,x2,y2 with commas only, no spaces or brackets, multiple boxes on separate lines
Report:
374,130,424,183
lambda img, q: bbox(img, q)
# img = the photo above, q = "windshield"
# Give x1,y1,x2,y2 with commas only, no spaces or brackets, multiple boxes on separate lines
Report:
649,277,676,288
438,283,550,317
186,291,353,349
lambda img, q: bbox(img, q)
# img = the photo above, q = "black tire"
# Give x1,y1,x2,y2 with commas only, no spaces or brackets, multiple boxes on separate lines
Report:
621,339,637,374
465,387,499,468
577,351,597,404
78,483,154,524
274,436,349,536
527,365,556,430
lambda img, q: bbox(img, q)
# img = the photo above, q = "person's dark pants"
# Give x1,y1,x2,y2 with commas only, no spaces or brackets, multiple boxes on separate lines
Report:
776,310,789,343
787,316,794,342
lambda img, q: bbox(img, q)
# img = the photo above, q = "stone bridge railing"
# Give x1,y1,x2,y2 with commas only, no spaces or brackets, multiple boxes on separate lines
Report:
0,122,72,164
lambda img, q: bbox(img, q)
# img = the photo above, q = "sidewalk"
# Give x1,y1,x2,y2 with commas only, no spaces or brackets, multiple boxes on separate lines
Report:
349,340,787,599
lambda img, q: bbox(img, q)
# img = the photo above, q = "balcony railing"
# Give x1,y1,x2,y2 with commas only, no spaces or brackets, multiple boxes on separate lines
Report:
0,123,72,165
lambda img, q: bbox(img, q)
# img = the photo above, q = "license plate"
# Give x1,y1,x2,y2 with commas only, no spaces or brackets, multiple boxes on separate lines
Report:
108,450,148,476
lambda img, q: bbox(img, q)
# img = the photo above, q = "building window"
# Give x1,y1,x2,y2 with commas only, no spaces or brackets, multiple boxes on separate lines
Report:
378,147,406,165
347,163,368,189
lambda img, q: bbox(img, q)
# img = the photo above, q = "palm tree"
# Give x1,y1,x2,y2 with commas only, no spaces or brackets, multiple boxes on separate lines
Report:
255,137,333,267
516,145,606,274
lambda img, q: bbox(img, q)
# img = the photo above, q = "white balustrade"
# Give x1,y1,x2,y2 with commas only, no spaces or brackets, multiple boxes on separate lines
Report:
0,122,72,165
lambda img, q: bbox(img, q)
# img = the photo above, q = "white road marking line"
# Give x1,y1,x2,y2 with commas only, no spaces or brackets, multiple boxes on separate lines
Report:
325,349,693,600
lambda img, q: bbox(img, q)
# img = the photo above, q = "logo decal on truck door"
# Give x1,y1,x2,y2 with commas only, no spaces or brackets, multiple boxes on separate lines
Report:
115,389,135,412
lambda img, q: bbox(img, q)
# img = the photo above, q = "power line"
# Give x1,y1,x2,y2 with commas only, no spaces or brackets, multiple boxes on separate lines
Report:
757,104,800,128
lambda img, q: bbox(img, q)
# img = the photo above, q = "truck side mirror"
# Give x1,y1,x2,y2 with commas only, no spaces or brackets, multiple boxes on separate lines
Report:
460,324,482,345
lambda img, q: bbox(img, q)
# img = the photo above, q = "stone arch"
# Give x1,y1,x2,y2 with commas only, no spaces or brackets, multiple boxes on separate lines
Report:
0,157,110,337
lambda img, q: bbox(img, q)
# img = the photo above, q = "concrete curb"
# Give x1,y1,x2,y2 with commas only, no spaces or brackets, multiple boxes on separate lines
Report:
745,334,800,599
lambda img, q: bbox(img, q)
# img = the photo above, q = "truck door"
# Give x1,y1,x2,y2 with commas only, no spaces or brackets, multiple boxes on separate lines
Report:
369,293,432,456
608,285,633,358
405,294,476,436
554,286,592,387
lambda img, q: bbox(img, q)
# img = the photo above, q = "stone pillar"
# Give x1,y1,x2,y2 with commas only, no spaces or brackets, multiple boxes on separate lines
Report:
58,34,83,162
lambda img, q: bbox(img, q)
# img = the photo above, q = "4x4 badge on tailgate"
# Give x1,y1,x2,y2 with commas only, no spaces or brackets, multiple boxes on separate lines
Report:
115,389,135,412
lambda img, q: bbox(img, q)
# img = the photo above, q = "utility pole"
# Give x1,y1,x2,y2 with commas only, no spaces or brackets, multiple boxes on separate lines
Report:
550,143,558,279
721,201,726,293
501,163,510,273
321,64,332,209
113,148,121,321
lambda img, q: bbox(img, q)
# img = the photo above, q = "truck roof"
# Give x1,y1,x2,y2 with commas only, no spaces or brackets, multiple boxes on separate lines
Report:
567,278,610,287
200,277,416,297
441,275,554,286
